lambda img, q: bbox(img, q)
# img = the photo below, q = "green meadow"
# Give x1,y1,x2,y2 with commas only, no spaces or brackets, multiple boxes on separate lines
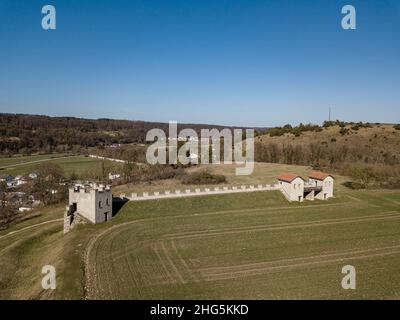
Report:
1,165,399,299
0,154,120,177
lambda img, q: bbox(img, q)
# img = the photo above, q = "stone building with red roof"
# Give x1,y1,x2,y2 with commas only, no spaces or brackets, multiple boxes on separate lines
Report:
277,171,334,202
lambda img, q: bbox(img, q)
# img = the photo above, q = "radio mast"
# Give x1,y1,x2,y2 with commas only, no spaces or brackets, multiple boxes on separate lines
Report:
328,105,331,122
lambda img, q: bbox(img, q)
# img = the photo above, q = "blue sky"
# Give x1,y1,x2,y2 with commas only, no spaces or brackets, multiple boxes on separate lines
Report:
0,0,399,127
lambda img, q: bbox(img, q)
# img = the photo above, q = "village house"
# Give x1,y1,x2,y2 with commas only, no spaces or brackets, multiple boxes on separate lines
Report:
29,172,38,179
0,174,14,183
108,172,121,180
5,192,26,205
2,175,28,188
15,175,28,186
6,180,17,188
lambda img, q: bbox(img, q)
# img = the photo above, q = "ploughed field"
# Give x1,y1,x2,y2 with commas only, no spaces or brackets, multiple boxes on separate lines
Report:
85,189,400,299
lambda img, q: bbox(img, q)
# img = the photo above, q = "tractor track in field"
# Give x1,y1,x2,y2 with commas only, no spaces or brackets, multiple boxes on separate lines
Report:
83,207,400,298
159,241,186,284
200,244,400,281
0,218,63,240
84,219,180,298
96,200,359,262
152,243,176,284
162,211,400,240
83,219,146,299
345,194,363,202
170,240,192,275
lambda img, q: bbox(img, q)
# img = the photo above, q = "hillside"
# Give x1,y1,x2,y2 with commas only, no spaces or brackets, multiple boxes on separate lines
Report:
0,113,262,155
255,123,400,168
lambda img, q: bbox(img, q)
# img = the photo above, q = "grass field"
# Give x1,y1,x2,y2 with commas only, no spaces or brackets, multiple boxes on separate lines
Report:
1,163,400,299
0,154,70,167
84,189,400,299
0,154,120,177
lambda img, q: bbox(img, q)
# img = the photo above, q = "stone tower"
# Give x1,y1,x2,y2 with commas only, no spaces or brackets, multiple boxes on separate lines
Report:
64,183,112,233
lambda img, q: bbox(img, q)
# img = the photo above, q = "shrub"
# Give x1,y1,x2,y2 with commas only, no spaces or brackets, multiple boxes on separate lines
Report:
180,171,226,185
379,178,400,189
342,181,365,190
342,163,377,187
342,163,400,189
339,128,349,135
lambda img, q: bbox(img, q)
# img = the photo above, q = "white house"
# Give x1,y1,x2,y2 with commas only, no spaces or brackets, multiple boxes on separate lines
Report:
308,171,334,200
277,173,305,202
0,174,14,183
29,172,38,179
108,172,121,180
277,171,334,202
7,180,17,188
15,176,28,186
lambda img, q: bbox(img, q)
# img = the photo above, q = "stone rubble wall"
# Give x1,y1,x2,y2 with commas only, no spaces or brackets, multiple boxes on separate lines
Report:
63,206,88,234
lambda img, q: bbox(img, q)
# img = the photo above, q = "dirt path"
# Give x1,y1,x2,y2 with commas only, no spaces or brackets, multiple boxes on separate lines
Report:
0,219,63,240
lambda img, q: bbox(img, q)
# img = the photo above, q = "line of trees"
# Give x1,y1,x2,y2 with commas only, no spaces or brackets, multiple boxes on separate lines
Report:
255,141,399,168
342,163,400,189
262,121,389,138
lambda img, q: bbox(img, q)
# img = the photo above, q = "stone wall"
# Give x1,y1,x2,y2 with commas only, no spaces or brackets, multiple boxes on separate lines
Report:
122,183,282,202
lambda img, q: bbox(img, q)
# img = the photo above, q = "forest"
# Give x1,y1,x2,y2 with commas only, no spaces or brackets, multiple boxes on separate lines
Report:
0,113,248,154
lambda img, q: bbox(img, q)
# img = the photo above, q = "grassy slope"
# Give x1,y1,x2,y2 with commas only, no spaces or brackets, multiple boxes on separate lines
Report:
0,203,94,299
1,163,400,299
256,124,400,159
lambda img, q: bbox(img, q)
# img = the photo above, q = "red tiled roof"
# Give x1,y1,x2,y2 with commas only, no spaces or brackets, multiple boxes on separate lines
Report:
277,173,304,183
309,171,334,181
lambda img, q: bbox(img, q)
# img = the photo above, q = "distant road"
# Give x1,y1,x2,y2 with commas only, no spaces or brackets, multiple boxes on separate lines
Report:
89,155,144,166
88,155,128,163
